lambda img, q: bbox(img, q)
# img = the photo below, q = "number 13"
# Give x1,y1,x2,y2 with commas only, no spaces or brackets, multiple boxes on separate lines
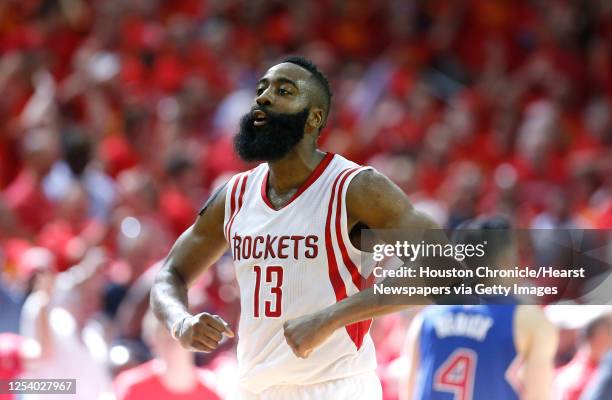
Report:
253,265,283,317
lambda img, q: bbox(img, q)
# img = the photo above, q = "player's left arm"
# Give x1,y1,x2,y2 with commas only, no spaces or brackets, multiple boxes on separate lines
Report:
284,169,439,358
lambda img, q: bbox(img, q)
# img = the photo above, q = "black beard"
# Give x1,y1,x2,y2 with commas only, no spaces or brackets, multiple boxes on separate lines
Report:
234,107,309,162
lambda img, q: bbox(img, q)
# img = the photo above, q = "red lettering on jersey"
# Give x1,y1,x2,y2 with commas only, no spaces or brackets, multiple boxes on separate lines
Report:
305,235,318,258
242,236,253,259
253,236,264,258
233,234,242,261
265,266,283,317
265,235,277,258
234,233,318,260
277,236,290,259
290,236,305,259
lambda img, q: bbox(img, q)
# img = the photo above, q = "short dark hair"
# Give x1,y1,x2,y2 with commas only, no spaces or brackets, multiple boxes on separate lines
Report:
281,55,332,128
584,314,612,342
452,215,513,267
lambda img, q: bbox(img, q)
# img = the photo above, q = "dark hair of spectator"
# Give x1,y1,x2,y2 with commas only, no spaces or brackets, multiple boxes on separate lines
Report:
583,314,612,342
452,215,513,267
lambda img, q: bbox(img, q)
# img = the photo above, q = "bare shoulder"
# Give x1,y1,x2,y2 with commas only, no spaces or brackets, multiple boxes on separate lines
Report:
346,169,403,203
345,168,439,230
193,182,228,236
346,169,413,228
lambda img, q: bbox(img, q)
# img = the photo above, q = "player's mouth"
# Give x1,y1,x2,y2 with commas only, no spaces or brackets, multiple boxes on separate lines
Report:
253,110,268,126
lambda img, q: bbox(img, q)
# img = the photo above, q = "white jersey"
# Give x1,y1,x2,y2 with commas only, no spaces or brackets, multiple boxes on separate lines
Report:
223,153,378,394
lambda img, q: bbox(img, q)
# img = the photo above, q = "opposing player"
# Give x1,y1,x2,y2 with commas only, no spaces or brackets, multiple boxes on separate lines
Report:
150,56,444,399
400,217,559,400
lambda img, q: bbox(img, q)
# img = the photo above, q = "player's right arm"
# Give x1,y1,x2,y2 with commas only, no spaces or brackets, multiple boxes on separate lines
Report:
150,184,234,352
514,305,559,400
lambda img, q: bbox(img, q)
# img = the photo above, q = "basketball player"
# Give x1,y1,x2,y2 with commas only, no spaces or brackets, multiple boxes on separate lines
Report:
150,56,446,399
400,217,558,400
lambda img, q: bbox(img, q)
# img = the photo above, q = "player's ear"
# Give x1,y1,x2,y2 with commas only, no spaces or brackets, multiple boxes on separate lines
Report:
307,108,324,131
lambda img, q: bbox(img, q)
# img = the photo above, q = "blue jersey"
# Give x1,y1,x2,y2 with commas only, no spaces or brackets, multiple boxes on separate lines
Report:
413,305,519,400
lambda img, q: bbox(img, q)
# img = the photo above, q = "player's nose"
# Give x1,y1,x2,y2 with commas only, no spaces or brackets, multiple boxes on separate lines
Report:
256,88,273,107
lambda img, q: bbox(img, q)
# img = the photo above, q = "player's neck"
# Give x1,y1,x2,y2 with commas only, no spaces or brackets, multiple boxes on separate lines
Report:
267,147,326,195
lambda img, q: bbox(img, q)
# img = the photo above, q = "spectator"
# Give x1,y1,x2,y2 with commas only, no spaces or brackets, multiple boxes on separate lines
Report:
43,130,117,221
37,182,104,271
20,249,112,400
0,333,44,400
0,278,23,334
113,310,221,400
159,154,201,236
3,128,59,235
554,313,612,400
581,351,612,400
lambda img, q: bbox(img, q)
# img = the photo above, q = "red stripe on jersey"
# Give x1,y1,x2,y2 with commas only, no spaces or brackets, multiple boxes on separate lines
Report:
335,167,373,350
325,167,371,350
261,152,335,211
224,175,242,240
324,168,354,302
346,319,372,350
227,173,250,251
334,167,368,291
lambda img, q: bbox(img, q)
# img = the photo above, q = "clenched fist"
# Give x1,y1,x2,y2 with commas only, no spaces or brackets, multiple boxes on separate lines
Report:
174,313,234,352
283,312,337,359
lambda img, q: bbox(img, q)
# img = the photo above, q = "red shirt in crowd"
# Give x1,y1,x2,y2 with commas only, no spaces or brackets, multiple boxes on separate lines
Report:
0,333,26,400
3,171,54,233
554,350,599,400
113,360,221,400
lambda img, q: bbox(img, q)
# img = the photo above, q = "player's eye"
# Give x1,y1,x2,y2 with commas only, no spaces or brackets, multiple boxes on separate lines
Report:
279,88,290,95
256,87,265,96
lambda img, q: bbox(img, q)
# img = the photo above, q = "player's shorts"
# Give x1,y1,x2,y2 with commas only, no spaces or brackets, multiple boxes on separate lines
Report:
234,371,382,400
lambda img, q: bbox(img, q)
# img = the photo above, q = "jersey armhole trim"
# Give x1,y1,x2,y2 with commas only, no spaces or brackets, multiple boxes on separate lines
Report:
325,166,373,350
338,166,375,289
224,171,251,242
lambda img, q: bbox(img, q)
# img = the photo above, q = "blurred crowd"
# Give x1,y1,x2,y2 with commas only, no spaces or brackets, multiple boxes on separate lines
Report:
0,0,611,399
